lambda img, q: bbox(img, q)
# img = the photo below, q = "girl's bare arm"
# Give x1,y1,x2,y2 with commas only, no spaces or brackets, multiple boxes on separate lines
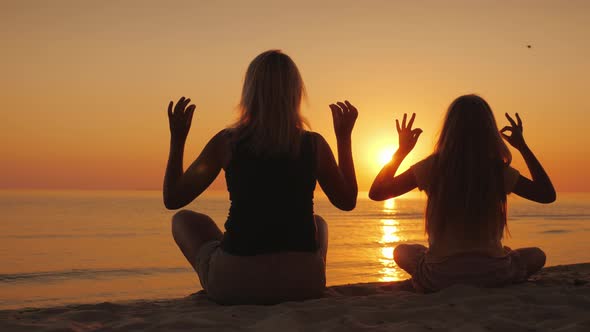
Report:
501,113,556,204
369,113,421,201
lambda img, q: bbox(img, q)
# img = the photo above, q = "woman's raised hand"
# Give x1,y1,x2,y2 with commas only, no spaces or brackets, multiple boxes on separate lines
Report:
168,96,196,142
396,113,422,155
329,100,358,140
500,113,526,150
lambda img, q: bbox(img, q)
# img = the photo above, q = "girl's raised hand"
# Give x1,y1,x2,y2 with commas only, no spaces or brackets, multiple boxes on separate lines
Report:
329,100,358,140
168,96,196,142
500,113,526,150
396,113,422,155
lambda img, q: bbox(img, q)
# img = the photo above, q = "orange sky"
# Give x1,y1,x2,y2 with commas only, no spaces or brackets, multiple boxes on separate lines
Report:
1,0,589,191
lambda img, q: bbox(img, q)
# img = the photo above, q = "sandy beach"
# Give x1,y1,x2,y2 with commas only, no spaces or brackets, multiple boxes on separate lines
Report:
1,263,588,331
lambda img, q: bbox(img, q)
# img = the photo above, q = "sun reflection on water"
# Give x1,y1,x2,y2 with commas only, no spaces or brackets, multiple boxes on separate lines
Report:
381,223,400,244
378,199,406,282
383,198,395,212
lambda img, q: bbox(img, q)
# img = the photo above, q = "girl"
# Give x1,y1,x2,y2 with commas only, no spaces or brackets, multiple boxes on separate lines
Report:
369,94,555,292
164,50,358,304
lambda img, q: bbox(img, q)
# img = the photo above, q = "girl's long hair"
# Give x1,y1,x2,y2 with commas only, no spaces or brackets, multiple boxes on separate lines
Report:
425,94,512,243
232,50,308,157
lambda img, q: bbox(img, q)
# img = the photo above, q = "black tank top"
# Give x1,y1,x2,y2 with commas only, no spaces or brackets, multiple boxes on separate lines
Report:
221,131,318,256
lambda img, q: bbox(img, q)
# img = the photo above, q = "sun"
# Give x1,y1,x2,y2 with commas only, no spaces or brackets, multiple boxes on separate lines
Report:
377,147,397,167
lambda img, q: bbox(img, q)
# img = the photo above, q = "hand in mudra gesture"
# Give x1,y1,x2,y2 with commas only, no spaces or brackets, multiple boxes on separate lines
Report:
168,96,196,142
500,113,526,150
329,100,358,140
396,113,422,155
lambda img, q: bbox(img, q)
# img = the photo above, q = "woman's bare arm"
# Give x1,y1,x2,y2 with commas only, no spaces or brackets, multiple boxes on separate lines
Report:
501,113,556,204
316,101,358,211
369,113,422,201
163,97,225,209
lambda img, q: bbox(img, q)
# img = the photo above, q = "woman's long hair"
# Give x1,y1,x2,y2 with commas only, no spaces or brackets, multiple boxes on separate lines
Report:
232,50,308,157
425,95,512,244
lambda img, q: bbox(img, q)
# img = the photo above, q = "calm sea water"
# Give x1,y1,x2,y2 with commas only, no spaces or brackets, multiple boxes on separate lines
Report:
1,190,589,310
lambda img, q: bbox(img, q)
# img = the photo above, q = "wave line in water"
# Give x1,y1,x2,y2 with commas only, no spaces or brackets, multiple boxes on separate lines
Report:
511,214,590,220
0,232,163,239
0,267,192,283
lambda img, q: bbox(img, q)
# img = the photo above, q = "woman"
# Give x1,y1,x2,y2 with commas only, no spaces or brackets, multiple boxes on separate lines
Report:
369,95,555,292
164,50,358,304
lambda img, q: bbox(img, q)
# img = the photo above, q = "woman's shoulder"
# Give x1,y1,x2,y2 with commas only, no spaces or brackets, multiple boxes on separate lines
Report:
299,131,331,166
218,127,235,137
209,128,233,145
204,129,234,167
302,130,321,139
299,130,325,146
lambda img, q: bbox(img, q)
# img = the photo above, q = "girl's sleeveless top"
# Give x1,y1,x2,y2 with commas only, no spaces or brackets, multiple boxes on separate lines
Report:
221,131,318,256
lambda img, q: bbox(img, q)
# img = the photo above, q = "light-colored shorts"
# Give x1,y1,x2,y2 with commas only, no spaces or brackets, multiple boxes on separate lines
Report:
412,249,529,292
195,240,223,291
195,241,326,304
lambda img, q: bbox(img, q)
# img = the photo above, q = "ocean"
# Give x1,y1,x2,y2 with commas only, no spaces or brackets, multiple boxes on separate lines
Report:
1,190,589,310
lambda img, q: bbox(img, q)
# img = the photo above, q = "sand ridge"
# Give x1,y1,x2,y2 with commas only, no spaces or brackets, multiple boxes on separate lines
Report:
1,264,589,331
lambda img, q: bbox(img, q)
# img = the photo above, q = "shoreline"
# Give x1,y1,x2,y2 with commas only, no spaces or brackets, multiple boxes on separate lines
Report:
1,263,589,331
